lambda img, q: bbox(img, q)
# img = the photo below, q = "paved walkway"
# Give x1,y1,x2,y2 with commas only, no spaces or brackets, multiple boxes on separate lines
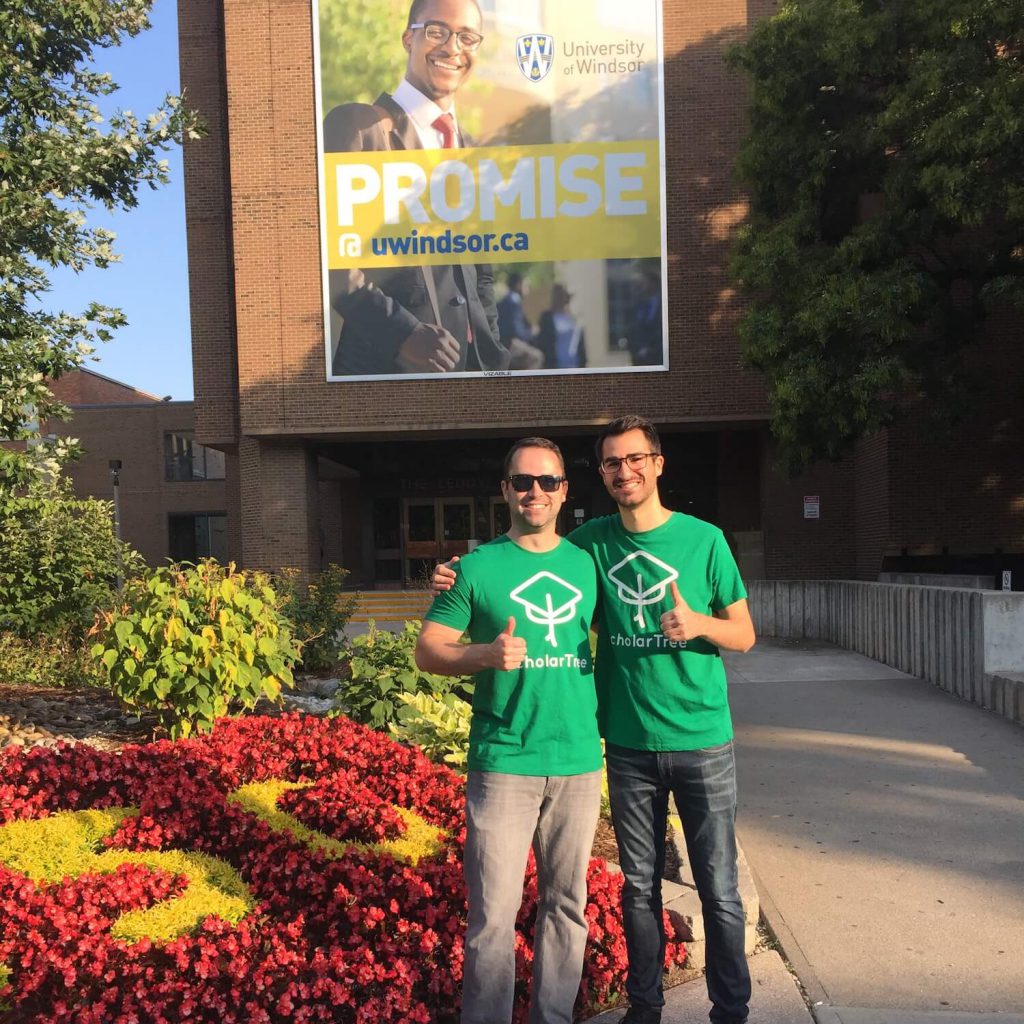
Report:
728,640,1024,1024
587,638,1024,1024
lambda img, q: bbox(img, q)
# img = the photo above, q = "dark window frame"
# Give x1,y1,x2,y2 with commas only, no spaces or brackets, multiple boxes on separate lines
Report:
164,432,226,482
167,512,228,564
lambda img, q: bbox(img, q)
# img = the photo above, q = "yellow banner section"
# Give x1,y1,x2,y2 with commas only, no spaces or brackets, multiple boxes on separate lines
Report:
323,140,661,269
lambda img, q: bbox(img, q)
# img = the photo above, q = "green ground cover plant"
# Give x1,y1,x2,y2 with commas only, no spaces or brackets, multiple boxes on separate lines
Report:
337,620,463,729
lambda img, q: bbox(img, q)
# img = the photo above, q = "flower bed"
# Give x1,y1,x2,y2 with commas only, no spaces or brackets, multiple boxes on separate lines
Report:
0,714,685,1022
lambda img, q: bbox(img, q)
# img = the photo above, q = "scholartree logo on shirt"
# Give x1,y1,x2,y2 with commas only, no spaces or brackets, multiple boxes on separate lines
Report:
606,551,679,629
510,571,584,647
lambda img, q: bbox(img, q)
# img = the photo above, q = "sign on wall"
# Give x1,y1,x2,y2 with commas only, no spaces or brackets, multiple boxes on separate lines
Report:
314,0,668,381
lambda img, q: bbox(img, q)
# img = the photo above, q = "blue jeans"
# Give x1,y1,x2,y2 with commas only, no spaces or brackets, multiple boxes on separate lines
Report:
606,741,750,1023
462,770,603,1024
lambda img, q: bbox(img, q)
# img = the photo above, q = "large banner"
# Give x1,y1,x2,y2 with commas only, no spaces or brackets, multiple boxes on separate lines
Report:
314,0,667,381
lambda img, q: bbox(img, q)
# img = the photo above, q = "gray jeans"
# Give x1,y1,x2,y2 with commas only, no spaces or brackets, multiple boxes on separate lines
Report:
461,769,603,1024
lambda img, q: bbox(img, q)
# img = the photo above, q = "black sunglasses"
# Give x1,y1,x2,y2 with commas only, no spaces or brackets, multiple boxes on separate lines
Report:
506,474,566,493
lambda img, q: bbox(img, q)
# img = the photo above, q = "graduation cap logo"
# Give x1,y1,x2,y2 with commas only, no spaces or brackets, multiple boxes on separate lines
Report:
509,571,584,647
606,551,679,629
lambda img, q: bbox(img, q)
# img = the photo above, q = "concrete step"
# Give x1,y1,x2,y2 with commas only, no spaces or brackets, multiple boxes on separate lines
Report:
349,590,434,623
662,813,760,972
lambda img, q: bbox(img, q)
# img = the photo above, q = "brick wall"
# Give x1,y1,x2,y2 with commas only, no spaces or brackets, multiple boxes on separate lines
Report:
760,442,857,579
49,369,161,406
49,403,226,566
237,438,321,574
178,0,240,446
853,431,889,580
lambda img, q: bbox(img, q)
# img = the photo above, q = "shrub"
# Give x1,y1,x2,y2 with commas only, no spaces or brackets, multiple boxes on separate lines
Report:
89,560,301,739
337,620,462,729
390,690,473,771
0,630,94,688
0,477,143,639
275,564,357,673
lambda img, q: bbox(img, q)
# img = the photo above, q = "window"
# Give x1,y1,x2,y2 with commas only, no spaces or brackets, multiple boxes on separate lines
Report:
168,514,228,563
165,433,226,481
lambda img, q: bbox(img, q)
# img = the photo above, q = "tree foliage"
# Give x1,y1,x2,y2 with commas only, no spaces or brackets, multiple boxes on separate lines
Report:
318,0,407,112
0,474,143,639
0,0,200,490
729,0,1024,468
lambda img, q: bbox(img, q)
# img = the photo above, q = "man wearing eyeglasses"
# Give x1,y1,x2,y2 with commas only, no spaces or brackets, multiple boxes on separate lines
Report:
433,416,757,1024
416,437,602,1024
323,0,508,377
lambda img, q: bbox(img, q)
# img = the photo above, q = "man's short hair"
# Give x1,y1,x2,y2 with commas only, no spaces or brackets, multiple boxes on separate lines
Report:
407,0,482,27
506,271,524,291
594,415,662,463
503,437,565,477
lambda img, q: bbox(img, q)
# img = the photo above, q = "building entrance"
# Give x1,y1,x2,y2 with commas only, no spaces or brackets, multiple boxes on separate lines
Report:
402,497,474,586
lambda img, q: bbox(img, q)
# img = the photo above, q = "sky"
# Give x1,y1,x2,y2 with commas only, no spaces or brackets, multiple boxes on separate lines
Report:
50,0,194,401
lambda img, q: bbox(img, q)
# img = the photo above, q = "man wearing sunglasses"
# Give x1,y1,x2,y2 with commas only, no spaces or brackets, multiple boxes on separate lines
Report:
432,416,757,1024
323,0,508,377
416,438,602,1024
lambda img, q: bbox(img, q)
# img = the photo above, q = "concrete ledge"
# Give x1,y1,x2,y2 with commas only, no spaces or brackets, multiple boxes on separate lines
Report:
663,815,759,972
983,672,1024,723
747,581,1024,727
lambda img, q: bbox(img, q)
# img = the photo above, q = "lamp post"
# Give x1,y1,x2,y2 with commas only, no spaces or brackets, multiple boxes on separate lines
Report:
109,459,123,588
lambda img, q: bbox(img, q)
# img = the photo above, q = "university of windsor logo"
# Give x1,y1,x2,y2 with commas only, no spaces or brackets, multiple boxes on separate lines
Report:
510,571,583,647
516,34,554,82
606,551,679,629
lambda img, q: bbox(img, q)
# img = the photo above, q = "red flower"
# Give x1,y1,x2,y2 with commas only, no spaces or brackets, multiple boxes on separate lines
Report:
0,714,685,1022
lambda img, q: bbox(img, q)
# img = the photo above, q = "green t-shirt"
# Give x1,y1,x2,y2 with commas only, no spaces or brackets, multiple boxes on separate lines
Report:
568,512,746,752
424,534,602,776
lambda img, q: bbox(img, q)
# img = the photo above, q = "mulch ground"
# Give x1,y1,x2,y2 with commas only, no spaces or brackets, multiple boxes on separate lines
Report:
592,815,683,883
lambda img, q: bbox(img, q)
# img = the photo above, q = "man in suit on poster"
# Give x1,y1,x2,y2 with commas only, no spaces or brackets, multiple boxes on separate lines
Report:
323,0,508,377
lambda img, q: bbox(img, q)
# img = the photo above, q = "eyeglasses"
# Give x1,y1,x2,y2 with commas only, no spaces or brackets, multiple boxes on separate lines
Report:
506,474,566,493
598,452,660,475
409,21,484,52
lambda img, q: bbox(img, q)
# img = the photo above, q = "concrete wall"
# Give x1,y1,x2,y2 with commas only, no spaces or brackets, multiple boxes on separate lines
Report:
748,580,1024,726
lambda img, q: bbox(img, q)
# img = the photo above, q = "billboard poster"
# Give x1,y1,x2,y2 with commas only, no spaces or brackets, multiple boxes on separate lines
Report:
314,0,667,381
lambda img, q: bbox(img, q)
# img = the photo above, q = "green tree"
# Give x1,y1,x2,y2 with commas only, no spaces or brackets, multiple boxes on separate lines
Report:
0,475,142,639
0,0,200,490
729,0,1024,469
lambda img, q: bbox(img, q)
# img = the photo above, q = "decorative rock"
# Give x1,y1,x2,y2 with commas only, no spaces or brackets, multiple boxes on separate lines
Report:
315,678,341,699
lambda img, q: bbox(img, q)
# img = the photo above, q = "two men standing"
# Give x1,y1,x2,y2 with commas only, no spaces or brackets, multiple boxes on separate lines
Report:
421,416,756,1024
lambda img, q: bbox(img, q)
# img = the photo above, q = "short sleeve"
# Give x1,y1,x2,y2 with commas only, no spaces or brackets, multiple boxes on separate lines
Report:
708,530,747,611
566,520,596,553
424,559,474,633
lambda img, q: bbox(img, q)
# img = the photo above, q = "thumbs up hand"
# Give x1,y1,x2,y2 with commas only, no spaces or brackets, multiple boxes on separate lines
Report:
489,616,527,671
660,582,703,643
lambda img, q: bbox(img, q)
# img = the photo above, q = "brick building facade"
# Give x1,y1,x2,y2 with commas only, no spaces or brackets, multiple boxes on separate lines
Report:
45,370,228,568
176,0,1023,589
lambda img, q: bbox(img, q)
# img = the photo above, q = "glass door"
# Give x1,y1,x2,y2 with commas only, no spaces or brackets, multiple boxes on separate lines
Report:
402,498,475,586
489,496,511,539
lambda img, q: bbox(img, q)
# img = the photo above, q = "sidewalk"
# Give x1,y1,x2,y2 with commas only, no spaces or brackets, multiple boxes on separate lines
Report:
728,639,1024,1024
587,638,1024,1024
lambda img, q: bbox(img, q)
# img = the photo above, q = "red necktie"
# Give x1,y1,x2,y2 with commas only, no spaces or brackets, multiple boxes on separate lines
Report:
432,112,456,149
430,112,472,343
